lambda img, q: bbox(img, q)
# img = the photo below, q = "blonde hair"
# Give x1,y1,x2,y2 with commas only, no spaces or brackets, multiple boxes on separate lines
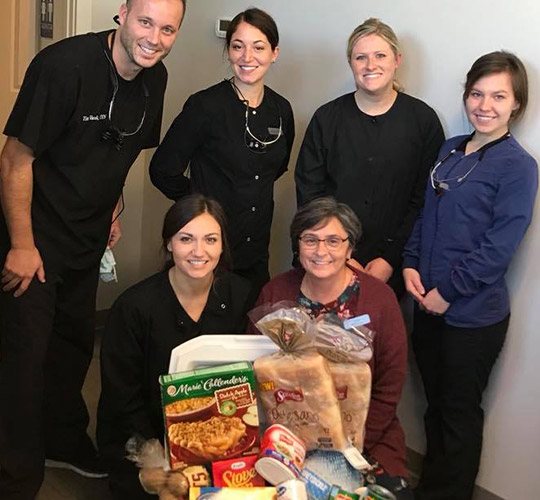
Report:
347,18,401,91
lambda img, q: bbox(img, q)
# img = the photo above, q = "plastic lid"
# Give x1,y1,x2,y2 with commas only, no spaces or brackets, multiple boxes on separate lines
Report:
168,334,278,373
343,446,371,471
255,457,296,485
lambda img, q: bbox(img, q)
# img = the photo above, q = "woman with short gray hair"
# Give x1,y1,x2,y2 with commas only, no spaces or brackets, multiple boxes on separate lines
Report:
249,197,412,499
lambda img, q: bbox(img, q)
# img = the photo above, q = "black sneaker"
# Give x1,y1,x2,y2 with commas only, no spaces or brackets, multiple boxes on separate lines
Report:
45,454,108,479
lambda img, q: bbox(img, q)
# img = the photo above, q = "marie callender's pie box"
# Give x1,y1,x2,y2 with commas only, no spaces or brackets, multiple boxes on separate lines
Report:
159,362,260,469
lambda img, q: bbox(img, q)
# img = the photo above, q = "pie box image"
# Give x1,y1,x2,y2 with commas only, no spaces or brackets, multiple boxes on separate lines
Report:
159,362,260,469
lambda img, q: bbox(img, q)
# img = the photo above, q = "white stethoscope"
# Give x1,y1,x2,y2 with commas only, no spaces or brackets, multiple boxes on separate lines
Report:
228,78,283,153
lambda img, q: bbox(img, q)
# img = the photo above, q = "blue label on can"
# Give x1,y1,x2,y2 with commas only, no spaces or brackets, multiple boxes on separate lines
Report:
300,468,333,500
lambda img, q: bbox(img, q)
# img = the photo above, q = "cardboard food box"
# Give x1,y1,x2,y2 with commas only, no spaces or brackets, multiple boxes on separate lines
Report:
159,362,260,469
212,455,265,487
189,487,277,499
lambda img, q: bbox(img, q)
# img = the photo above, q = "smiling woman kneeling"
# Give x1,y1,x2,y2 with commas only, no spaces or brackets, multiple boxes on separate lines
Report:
249,197,412,499
97,194,253,498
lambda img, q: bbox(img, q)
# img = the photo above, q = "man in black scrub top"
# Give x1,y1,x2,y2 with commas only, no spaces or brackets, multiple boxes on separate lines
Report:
0,1,185,498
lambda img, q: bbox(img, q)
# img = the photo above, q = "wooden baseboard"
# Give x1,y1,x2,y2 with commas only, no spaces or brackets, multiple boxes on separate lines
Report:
407,448,503,500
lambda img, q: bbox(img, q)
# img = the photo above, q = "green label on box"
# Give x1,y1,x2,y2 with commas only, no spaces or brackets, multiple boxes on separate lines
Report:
159,362,255,405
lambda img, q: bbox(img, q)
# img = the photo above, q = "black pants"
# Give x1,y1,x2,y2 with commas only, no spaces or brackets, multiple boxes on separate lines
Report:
412,310,508,500
0,264,100,499
108,459,155,499
234,257,270,303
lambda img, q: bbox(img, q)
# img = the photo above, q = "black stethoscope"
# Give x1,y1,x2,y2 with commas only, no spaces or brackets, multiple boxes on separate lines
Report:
100,31,149,151
430,132,511,195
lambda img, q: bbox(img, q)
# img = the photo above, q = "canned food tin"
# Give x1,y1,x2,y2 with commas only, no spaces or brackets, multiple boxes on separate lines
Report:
365,484,397,500
276,479,308,500
328,486,360,499
255,424,307,485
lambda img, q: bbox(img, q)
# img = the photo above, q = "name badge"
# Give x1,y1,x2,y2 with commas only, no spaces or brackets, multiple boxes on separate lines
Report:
343,314,371,329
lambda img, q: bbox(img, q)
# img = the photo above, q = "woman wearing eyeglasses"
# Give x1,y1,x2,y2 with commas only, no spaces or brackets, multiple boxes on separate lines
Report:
97,194,253,498
295,18,444,297
150,8,294,297
403,52,538,500
249,197,412,499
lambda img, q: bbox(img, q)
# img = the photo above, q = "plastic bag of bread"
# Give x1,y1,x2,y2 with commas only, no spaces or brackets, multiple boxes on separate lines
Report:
327,361,371,452
314,313,374,363
251,306,349,452
125,436,190,499
249,302,315,351
314,314,374,452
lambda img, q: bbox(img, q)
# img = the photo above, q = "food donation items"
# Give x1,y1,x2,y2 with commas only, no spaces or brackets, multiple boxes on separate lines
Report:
252,306,373,461
133,306,384,499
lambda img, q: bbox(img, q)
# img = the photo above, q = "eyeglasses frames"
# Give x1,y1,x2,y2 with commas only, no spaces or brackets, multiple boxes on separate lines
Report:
298,235,349,249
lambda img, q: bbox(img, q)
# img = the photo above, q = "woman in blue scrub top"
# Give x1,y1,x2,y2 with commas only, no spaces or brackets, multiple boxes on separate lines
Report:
403,51,538,500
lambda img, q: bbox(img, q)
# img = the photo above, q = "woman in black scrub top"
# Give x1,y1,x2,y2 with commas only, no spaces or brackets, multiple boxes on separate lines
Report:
150,8,294,297
295,18,443,296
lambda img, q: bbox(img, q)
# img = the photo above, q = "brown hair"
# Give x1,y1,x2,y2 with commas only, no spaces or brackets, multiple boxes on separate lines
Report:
162,194,231,272
463,51,528,122
225,8,279,50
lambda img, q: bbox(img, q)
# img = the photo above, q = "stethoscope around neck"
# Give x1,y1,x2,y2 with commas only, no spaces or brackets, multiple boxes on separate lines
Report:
99,31,149,150
227,77,283,153
430,132,510,195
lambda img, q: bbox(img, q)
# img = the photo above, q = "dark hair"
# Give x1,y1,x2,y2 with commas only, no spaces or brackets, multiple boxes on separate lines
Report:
290,197,362,256
161,194,231,272
463,51,528,123
225,8,279,50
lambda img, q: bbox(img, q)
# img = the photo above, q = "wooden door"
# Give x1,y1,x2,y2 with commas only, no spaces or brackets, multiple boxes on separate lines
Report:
0,0,78,138
0,0,37,136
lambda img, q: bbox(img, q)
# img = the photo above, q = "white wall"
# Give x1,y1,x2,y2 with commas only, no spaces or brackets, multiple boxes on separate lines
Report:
88,1,540,497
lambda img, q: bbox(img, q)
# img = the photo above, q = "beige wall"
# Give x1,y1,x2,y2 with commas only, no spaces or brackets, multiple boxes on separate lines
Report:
84,1,540,497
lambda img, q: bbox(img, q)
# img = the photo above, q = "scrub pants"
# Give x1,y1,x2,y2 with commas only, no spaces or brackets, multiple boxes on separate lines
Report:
234,257,270,302
0,263,100,499
412,309,508,500
108,458,155,499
